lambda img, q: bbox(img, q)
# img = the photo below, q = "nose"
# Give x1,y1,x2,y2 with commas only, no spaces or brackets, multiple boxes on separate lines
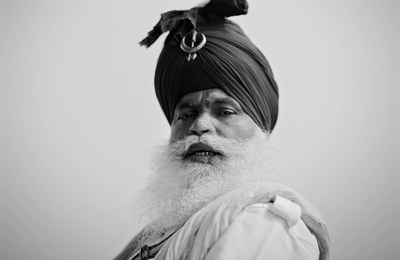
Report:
189,113,214,136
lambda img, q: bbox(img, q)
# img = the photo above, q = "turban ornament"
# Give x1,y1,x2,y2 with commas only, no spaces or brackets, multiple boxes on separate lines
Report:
180,30,207,61
140,0,279,131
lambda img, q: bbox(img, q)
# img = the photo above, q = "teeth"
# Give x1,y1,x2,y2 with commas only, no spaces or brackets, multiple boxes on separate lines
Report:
193,151,214,156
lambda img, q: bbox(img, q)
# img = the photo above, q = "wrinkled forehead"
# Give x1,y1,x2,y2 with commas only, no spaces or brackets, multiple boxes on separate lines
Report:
174,88,242,112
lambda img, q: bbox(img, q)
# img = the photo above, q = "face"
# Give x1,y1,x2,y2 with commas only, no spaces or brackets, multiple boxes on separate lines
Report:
170,88,261,163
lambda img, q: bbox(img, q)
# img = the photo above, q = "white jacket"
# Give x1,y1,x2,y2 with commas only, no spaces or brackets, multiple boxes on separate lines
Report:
115,182,330,260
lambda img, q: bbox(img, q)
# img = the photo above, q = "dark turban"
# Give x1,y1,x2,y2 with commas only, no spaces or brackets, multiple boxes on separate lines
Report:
140,0,279,131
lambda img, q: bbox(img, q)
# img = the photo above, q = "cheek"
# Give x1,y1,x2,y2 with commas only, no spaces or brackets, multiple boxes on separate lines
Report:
170,123,187,141
219,120,259,140
233,125,258,139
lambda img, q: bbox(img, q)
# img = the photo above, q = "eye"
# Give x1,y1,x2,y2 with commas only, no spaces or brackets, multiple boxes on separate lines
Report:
218,109,236,116
178,112,196,120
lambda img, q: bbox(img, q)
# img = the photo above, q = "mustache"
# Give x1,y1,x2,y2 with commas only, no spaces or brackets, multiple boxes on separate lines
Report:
169,135,246,158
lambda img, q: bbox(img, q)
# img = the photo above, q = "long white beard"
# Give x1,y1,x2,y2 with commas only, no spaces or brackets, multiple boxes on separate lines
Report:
133,129,276,242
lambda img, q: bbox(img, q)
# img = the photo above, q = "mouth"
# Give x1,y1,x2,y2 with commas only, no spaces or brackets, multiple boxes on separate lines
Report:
184,143,222,163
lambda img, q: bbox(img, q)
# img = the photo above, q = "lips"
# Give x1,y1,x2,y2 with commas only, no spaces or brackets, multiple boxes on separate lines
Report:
185,143,222,158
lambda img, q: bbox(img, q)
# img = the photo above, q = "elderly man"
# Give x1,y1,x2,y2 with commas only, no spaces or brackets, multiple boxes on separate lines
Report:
115,1,330,259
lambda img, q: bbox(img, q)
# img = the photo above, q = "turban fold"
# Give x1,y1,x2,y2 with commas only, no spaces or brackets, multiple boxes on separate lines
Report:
141,0,279,131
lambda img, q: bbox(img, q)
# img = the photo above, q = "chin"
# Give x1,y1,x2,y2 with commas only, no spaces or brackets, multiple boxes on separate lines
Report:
132,130,274,234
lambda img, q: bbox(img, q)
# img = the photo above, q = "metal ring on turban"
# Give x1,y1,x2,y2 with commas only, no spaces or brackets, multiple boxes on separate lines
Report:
180,31,207,61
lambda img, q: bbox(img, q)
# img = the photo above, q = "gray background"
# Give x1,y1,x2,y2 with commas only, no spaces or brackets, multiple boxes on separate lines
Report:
1,0,399,259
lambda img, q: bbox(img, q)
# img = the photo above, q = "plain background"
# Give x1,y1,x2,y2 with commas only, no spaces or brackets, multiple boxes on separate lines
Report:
1,0,399,259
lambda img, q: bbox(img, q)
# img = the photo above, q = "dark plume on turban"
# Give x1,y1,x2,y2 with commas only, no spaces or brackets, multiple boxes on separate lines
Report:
140,0,279,131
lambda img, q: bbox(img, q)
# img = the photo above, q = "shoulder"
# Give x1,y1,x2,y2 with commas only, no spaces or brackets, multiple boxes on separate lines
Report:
156,183,326,259
202,196,319,259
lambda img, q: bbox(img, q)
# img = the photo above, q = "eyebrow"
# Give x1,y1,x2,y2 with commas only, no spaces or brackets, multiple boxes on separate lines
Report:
212,97,239,106
175,101,197,111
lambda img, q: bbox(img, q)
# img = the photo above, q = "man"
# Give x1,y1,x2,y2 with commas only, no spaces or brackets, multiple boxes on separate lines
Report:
115,1,330,259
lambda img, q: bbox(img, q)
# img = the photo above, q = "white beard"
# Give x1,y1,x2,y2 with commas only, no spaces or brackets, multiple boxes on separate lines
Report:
133,129,276,242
